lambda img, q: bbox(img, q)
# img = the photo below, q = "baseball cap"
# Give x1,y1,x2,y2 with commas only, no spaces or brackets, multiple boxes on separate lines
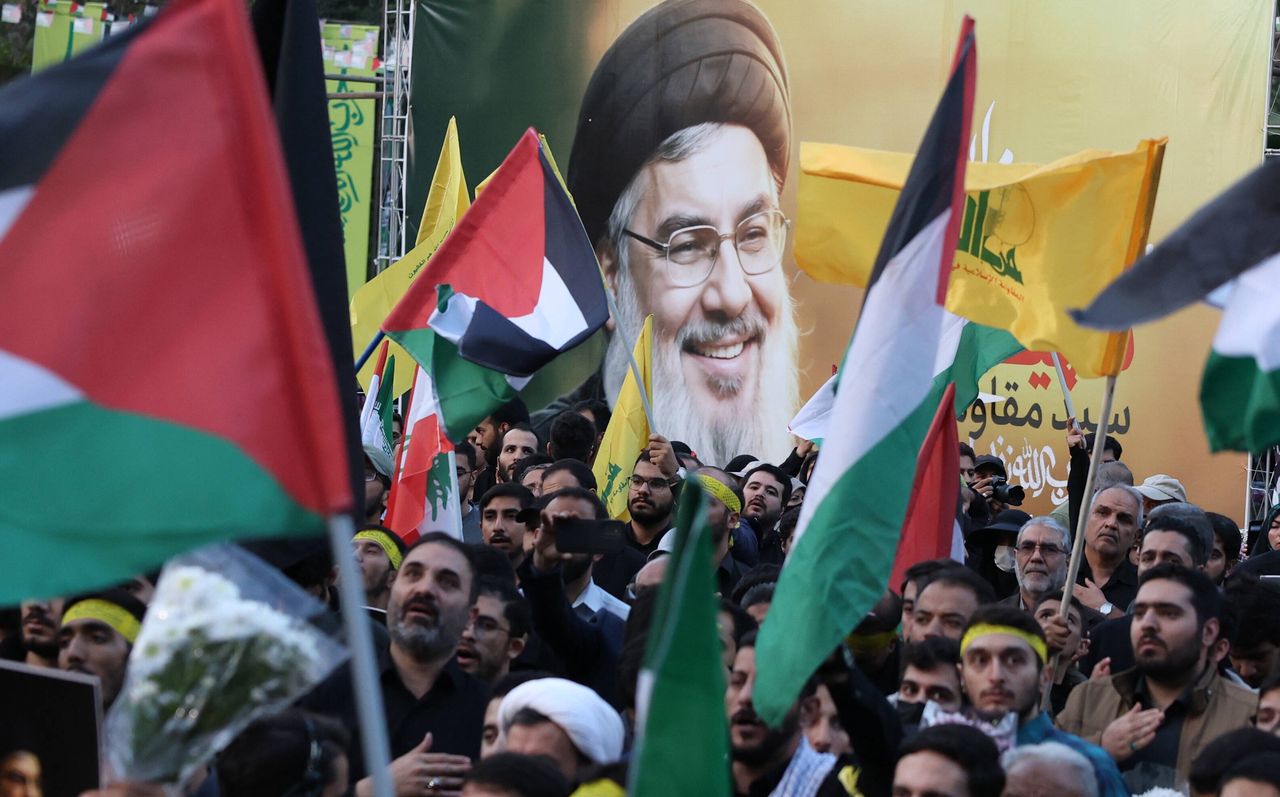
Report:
973,455,1007,479
1134,474,1187,503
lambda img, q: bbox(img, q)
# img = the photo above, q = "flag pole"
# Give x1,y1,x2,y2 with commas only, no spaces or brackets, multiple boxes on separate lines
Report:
602,284,658,433
326,513,395,797
1050,353,1080,430
355,330,387,373
1041,373,1118,710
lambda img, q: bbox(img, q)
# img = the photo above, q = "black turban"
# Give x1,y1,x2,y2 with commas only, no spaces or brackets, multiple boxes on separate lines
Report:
567,0,792,247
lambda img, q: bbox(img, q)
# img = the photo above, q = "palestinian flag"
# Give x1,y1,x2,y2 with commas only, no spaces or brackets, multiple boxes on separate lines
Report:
1073,158,1280,453
889,383,965,591
755,17,983,724
382,128,609,442
0,0,351,604
385,365,463,544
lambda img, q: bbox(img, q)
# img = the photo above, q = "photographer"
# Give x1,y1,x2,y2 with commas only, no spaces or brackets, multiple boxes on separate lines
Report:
967,454,1027,527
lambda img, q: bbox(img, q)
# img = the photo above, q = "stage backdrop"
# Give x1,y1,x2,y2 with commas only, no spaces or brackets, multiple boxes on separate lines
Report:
407,0,1271,517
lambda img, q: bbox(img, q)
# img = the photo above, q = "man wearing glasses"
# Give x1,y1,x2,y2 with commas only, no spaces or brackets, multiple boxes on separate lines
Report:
625,454,678,558
1003,516,1073,613
567,0,798,466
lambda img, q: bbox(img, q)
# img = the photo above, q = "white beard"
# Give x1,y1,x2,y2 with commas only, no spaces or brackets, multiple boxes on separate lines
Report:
604,262,799,467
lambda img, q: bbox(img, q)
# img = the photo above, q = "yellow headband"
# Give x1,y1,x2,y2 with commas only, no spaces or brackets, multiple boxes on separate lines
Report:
845,630,898,655
62,599,141,645
695,474,741,514
353,530,403,570
960,623,1048,665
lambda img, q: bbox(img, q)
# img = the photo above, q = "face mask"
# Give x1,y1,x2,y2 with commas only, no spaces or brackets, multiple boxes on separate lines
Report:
896,700,926,726
994,545,1016,573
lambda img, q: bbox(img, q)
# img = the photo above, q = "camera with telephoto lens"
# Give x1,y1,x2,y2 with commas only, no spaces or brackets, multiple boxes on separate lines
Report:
989,477,1025,506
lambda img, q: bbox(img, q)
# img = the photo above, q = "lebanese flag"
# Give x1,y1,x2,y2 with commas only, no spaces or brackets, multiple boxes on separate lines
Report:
386,365,463,545
382,129,609,441
754,18,978,723
0,0,351,603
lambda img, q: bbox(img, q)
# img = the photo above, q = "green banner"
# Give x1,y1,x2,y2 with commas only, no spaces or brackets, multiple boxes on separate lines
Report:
323,23,380,298
32,0,106,72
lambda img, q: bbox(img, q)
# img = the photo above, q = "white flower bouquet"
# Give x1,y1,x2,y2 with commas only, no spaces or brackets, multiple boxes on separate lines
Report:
104,543,346,787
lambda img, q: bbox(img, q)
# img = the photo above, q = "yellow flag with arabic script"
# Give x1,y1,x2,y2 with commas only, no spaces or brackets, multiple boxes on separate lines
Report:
593,315,653,521
796,138,1165,378
349,117,470,396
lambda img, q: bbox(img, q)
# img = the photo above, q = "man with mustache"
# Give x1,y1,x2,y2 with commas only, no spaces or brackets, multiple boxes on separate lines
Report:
305,533,487,796
57,589,146,710
1078,502,1215,678
957,607,1126,797
1002,517,1071,613
624,455,677,558
467,399,530,502
520,487,628,707
494,425,540,484
480,484,536,574
16,597,62,669
1074,485,1145,619
741,464,790,539
566,0,799,467
1058,565,1257,786
455,577,529,686
726,631,897,797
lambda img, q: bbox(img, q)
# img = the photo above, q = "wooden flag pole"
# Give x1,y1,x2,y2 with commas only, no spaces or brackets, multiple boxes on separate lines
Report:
1041,373,1118,711
1050,353,1080,430
327,514,395,797
602,284,658,434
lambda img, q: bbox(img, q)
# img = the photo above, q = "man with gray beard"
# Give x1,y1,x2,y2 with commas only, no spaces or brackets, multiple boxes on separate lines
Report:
1003,516,1071,613
304,532,487,795
567,0,799,465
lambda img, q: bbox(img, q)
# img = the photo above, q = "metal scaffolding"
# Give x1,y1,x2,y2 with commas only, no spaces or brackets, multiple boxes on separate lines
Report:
374,0,415,271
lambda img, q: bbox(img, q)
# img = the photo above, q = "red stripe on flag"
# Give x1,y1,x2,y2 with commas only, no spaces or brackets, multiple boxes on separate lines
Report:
889,383,960,591
383,129,546,332
0,0,351,515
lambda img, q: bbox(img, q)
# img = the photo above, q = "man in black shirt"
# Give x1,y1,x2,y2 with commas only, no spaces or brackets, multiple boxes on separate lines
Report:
1074,485,1144,618
304,532,488,795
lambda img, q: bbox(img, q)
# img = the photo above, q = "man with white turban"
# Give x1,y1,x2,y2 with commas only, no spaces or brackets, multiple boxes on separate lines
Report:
497,677,625,780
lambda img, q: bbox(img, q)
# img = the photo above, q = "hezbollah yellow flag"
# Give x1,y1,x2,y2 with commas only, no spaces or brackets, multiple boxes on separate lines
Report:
796,139,1165,378
349,117,470,396
593,315,653,521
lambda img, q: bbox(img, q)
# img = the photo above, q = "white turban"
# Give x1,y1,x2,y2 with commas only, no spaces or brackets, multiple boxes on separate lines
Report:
497,677,625,764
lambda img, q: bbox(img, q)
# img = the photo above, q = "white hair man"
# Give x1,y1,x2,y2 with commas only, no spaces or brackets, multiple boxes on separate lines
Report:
1003,516,1071,612
1002,742,1099,797
567,0,798,465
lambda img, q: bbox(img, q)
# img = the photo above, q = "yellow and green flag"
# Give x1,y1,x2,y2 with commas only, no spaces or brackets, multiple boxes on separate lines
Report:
796,138,1165,378
593,315,653,521
349,116,469,396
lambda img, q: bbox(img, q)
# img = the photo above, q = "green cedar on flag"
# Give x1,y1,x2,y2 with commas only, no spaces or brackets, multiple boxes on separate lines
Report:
755,17,981,724
0,0,352,604
381,129,609,442
629,482,730,797
1071,158,1280,454
361,349,396,476
384,363,463,545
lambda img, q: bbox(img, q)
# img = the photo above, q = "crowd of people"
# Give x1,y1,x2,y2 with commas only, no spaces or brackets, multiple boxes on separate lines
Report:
5,394,1280,797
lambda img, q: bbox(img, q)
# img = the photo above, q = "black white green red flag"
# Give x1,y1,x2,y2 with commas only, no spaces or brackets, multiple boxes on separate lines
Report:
0,0,352,603
381,129,609,442
755,17,981,724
